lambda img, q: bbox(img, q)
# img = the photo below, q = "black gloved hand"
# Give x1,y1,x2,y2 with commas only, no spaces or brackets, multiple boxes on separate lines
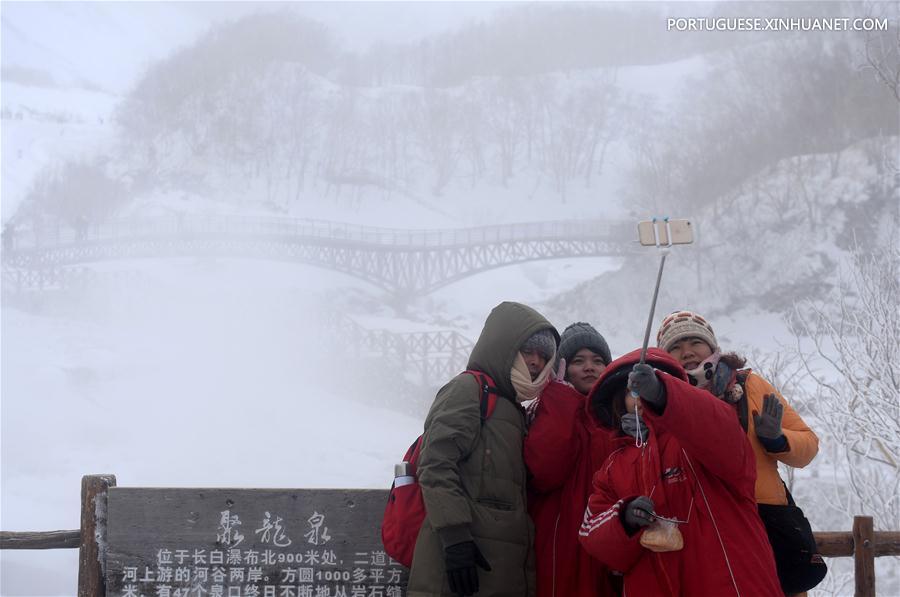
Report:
620,412,648,442
623,496,655,533
753,394,784,440
445,541,492,596
628,364,665,409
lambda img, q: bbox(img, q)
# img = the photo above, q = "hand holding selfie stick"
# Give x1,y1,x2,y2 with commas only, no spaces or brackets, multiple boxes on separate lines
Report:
630,217,694,447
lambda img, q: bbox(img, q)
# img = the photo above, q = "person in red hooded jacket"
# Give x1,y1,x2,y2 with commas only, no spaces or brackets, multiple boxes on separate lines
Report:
525,322,618,597
578,348,782,597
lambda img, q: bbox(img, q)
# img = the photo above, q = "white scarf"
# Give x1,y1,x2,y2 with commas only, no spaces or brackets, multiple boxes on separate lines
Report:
685,350,721,389
510,352,554,402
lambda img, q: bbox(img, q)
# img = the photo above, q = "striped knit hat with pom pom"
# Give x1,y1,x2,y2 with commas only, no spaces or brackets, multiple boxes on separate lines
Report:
656,310,718,353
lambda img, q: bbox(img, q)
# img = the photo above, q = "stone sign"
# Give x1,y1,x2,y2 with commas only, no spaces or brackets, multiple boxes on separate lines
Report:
105,488,407,597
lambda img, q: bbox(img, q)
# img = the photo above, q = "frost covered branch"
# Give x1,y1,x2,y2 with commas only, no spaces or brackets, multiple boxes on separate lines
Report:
788,240,900,530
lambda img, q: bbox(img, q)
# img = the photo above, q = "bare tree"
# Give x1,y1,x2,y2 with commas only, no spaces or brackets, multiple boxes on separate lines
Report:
861,3,900,103
414,90,464,196
788,241,900,530
23,159,127,233
536,76,617,201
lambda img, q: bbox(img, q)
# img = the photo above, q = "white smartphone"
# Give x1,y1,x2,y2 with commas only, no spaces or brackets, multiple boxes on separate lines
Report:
637,219,694,246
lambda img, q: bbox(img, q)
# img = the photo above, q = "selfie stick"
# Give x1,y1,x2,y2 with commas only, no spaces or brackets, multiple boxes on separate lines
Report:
631,217,683,449
638,218,673,365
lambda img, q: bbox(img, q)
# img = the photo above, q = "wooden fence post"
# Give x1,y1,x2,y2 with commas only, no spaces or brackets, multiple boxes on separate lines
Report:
853,515,876,597
78,474,116,597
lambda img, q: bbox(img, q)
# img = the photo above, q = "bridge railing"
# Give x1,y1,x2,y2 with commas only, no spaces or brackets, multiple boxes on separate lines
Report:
2,475,899,596
3,215,635,295
338,316,473,387
4,214,630,251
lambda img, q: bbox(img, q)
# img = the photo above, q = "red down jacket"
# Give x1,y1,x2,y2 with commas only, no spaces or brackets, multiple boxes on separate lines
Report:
525,381,618,597
578,348,782,597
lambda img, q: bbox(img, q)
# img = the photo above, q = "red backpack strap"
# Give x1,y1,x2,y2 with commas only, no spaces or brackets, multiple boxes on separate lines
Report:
463,370,500,422
404,436,422,464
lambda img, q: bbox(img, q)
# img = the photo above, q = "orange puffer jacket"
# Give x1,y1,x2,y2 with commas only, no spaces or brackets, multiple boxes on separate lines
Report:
738,372,819,505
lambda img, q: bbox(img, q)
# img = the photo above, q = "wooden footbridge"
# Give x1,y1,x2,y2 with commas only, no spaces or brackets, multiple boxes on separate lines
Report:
2,214,632,295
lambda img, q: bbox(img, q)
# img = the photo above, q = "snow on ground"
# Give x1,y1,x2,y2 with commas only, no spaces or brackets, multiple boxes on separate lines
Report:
0,241,623,595
0,258,424,594
3,245,874,595
1,3,217,94
0,89,118,226
615,54,709,109
0,82,119,122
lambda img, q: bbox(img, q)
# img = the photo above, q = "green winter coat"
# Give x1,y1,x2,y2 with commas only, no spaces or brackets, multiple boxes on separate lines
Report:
407,302,557,597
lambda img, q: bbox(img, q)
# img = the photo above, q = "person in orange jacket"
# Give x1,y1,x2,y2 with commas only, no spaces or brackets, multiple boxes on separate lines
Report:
525,322,619,597
655,311,819,507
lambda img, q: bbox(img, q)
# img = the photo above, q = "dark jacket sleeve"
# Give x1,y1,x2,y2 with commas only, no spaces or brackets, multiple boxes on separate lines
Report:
417,374,482,548
647,373,755,491
524,381,583,493
578,459,645,573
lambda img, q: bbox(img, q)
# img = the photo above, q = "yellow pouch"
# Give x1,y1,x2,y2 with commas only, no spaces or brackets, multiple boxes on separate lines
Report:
640,518,684,552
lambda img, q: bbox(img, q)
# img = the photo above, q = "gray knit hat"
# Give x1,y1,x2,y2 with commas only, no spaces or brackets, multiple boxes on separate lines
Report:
520,329,557,361
557,322,611,367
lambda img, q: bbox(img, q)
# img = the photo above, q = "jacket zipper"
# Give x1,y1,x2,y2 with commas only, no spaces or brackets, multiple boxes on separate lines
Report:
551,512,561,597
641,439,676,596
683,451,740,596
520,407,532,597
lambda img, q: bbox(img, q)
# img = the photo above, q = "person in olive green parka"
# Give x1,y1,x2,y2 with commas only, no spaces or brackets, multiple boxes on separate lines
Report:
407,301,559,597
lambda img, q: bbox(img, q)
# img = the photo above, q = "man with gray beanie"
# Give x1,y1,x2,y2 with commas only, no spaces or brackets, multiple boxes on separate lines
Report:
408,301,557,597
517,328,557,386
525,322,618,597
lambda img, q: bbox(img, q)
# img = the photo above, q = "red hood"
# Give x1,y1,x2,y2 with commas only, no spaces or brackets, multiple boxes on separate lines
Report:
585,347,687,429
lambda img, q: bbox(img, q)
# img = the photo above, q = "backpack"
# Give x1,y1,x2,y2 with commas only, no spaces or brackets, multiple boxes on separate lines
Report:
758,486,828,593
381,370,500,568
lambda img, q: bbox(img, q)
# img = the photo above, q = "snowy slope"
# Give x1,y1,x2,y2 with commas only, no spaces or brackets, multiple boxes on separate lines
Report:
1,2,220,94
1,83,119,225
544,141,896,351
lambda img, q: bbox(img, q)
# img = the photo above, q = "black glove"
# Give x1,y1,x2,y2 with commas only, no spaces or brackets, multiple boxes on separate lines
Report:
753,394,784,440
628,364,665,410
445,541,492,596
623,496,655,534
620,412,648,442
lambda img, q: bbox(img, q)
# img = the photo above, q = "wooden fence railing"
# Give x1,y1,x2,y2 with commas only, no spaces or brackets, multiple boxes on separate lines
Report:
2,475,899,596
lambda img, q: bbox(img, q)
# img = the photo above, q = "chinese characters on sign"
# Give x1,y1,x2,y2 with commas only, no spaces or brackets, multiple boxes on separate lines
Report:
256,511,292,548
304,511,330,546
218,510,245,548
113,506,406,597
